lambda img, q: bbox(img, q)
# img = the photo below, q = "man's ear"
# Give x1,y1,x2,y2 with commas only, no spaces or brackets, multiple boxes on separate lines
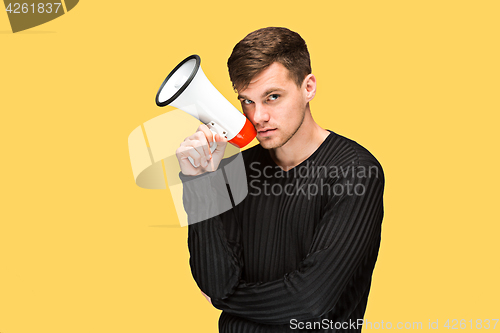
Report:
303,74,317,102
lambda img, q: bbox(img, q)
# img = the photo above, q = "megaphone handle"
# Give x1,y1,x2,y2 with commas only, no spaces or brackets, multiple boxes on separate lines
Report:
208,128,218,154
188,122,225,167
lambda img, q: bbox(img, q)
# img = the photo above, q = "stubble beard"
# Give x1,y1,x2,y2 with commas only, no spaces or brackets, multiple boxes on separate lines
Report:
259,108,306,150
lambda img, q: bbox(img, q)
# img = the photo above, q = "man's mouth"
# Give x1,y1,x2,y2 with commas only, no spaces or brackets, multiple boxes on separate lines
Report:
257,128,277,136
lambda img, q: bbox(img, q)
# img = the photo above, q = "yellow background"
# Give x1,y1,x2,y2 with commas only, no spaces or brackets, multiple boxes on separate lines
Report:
1,1,499,332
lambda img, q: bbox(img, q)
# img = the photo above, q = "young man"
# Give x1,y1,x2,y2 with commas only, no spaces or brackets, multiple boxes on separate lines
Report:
176,27,385,332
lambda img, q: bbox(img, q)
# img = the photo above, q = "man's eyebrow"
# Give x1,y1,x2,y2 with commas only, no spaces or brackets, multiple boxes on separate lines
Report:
237,88,285,101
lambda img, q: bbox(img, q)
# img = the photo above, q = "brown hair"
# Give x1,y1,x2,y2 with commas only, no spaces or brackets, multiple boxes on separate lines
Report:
227,27,311,91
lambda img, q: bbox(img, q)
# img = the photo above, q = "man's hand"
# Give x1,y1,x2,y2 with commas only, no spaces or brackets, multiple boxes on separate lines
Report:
201,290,212,304
176,124,228,176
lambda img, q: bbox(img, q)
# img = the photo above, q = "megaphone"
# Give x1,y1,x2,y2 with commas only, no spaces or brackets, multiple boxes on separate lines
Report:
155,54,256,166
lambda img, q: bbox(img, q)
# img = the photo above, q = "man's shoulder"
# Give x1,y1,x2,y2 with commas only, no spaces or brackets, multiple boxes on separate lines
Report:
324,130,385,181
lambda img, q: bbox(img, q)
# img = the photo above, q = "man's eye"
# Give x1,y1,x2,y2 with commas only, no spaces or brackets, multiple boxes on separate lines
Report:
268,94,279,101
243,99,253,105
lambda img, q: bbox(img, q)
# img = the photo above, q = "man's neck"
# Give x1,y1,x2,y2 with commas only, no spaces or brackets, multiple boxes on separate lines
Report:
269,111,330,171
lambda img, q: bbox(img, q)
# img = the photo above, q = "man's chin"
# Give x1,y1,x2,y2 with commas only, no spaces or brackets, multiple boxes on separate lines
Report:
258,138,283,150
257,139,272,149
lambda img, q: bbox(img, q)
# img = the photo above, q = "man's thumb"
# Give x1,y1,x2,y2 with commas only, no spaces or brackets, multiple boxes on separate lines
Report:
213,134,228,153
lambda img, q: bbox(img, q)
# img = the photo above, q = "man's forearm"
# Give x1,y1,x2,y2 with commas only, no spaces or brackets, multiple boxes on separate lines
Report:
188,216,243,299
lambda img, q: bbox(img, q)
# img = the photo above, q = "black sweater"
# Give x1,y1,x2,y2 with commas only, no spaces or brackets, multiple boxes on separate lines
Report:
181,130,385,332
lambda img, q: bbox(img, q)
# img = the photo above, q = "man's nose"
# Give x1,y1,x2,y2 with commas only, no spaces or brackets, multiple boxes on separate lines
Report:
252,103,270,124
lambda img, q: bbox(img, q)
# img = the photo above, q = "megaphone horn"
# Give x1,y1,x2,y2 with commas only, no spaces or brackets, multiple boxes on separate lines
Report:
155,55,256,154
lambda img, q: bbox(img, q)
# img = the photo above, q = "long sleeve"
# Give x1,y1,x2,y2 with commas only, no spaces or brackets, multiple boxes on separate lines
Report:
181,154,247,299
209,165,384,324
187,211,243,299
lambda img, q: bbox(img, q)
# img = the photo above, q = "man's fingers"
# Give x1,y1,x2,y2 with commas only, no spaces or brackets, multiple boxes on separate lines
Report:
212,134,228,154
201,290,212,304
197,124,213,142
176,145,204,168
186,138,211,163
176,125,229,175
194,132,212,161
214,133,228,143
192,125,214,158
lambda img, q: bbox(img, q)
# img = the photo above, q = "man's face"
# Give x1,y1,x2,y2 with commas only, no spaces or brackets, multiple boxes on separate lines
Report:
237,62,309,150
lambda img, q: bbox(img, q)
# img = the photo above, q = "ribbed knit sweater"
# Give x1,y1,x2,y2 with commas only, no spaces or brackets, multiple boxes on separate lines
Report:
181,130,385,332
